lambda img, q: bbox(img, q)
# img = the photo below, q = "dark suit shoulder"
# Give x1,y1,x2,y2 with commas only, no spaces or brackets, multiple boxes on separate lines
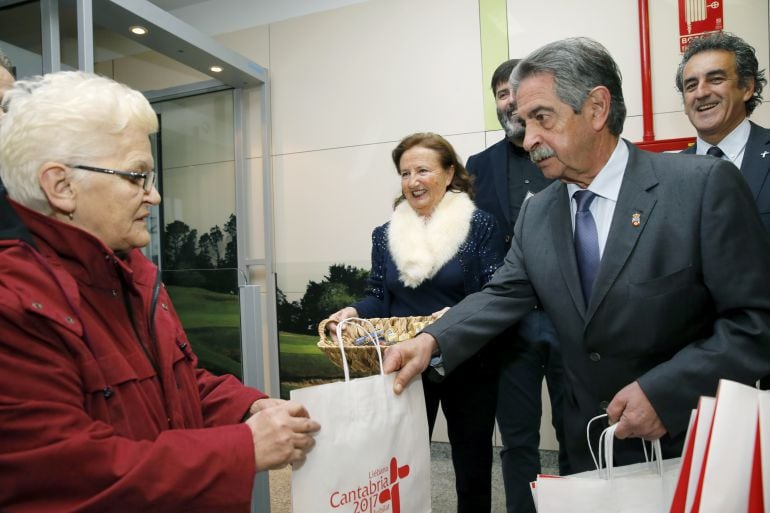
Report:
467,138,509,166
746,121,770,154
749,120,770,138
630,147,748,199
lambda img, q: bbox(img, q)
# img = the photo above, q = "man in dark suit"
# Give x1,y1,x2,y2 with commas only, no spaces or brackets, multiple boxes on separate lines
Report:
384,37,770,472
676,32,770,234
0,47,28,243
677,32,770,389
466,59,566,512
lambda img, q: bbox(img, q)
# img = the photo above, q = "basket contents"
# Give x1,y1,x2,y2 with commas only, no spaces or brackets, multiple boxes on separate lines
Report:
316,316,435,374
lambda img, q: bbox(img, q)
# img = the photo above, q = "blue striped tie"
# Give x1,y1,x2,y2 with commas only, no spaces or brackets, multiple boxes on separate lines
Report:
574,190,600,303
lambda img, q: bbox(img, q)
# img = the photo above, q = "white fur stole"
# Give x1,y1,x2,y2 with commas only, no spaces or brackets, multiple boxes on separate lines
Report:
388,191,474,288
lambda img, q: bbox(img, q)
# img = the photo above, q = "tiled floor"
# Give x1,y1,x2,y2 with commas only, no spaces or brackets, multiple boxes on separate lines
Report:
268,443,560,512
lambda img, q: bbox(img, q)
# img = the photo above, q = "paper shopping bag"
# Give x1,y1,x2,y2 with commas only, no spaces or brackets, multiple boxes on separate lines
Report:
534,419,679,513
689,380,760,513
669,397,716,513
535,458,680,513
290,318,431,513
290,373,431,513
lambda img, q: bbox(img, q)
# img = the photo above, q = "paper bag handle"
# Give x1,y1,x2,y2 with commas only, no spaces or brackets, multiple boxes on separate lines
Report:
335,318,385,382
588,413,664,480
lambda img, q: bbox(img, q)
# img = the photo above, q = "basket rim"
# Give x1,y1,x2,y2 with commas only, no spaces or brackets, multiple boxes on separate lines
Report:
317,315,434,347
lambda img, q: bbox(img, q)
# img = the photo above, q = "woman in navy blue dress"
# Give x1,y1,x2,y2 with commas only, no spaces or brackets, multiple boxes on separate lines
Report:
326,133,505,513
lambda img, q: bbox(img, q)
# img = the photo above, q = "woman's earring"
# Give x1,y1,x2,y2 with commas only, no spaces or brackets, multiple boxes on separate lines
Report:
68,212,74,220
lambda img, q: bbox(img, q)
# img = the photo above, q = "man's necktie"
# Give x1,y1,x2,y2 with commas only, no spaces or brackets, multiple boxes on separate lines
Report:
574,190,600,304
706,146,725,158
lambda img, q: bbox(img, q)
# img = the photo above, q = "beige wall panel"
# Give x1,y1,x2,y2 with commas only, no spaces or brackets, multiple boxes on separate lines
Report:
215,25,271,67
649,0,691,117
622,115,644,143
484,130,506,149
274,142,397,298
649,111,703,141
752,102,770,127
508,0,642,137
268,0,483,155
215,28,270,159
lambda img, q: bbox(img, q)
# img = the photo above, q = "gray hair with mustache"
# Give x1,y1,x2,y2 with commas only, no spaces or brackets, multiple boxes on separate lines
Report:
511,37,627,136
529,145,555,164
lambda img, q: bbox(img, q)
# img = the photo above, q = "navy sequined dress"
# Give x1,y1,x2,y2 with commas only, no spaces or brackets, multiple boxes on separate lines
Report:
353,209,504,318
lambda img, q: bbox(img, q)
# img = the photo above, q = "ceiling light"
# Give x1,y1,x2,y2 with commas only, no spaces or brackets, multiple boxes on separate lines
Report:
210,65,223,73
129,25,148,36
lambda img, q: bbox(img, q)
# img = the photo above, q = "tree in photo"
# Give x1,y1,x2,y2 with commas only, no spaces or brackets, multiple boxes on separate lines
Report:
295,264,369,334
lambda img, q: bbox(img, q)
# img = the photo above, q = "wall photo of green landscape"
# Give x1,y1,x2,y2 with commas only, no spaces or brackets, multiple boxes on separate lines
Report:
162,214,370,399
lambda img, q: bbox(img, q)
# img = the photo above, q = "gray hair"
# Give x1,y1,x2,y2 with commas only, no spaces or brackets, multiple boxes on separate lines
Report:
0,71,157,213
511,37,626,136
675,32,766,116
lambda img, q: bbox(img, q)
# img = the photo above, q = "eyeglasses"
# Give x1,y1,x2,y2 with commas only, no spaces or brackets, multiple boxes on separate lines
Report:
71,164,156,193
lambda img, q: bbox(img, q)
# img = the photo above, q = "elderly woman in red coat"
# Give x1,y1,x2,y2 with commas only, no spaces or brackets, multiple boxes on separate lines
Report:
0,71,319,513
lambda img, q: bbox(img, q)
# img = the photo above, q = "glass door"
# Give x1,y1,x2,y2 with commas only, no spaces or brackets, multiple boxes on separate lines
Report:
149,89,245,379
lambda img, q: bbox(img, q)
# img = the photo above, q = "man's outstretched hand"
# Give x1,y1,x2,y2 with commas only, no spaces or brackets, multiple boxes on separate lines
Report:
383,332,438,394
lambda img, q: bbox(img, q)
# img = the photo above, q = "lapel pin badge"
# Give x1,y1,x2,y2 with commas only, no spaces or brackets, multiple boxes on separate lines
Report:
631,212,641,227
761,151,769,159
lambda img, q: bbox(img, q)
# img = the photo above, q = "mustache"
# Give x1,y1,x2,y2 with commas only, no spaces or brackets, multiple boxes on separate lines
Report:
529,145,555,163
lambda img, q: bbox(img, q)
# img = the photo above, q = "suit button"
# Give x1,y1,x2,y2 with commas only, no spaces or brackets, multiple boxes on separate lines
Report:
524,179,531,184
599,400,609,411
505,235,511,243
589,352,601,362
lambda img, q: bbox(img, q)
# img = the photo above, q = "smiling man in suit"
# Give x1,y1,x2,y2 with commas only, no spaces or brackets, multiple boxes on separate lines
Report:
677,32,770,235
383,37,770,472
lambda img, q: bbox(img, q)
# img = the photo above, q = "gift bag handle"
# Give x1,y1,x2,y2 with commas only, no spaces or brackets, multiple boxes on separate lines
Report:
335,318,385,382
588,413,664,480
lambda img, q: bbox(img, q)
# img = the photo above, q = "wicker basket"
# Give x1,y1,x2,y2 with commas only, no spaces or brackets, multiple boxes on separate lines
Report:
317,316,434,374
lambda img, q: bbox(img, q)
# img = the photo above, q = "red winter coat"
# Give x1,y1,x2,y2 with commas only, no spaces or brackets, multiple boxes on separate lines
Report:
0,201,267,513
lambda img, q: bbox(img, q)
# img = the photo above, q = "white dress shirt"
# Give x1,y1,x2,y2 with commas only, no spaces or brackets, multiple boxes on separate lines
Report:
695,117,750,169
566,139,628,259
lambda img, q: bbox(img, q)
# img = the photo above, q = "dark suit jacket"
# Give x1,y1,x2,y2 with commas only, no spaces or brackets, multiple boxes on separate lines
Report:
466,138,552,247
0,178,34,247
424,141,770,471
682,121,770,234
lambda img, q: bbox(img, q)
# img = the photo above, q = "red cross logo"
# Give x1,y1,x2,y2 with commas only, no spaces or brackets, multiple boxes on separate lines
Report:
378,457,410,513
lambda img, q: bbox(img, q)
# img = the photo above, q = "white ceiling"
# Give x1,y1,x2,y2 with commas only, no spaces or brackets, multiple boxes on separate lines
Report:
149,0,370,36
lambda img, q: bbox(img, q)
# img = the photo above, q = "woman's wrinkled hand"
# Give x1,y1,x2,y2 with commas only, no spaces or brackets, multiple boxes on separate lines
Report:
325,307,358,342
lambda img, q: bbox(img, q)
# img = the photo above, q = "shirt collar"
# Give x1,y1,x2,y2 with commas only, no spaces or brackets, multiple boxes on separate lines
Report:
695,118,750,160
567,138,628,202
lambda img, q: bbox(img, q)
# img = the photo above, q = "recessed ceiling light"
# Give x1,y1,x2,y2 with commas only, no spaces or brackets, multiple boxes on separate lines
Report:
129,25,148,36
210,65,223,73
